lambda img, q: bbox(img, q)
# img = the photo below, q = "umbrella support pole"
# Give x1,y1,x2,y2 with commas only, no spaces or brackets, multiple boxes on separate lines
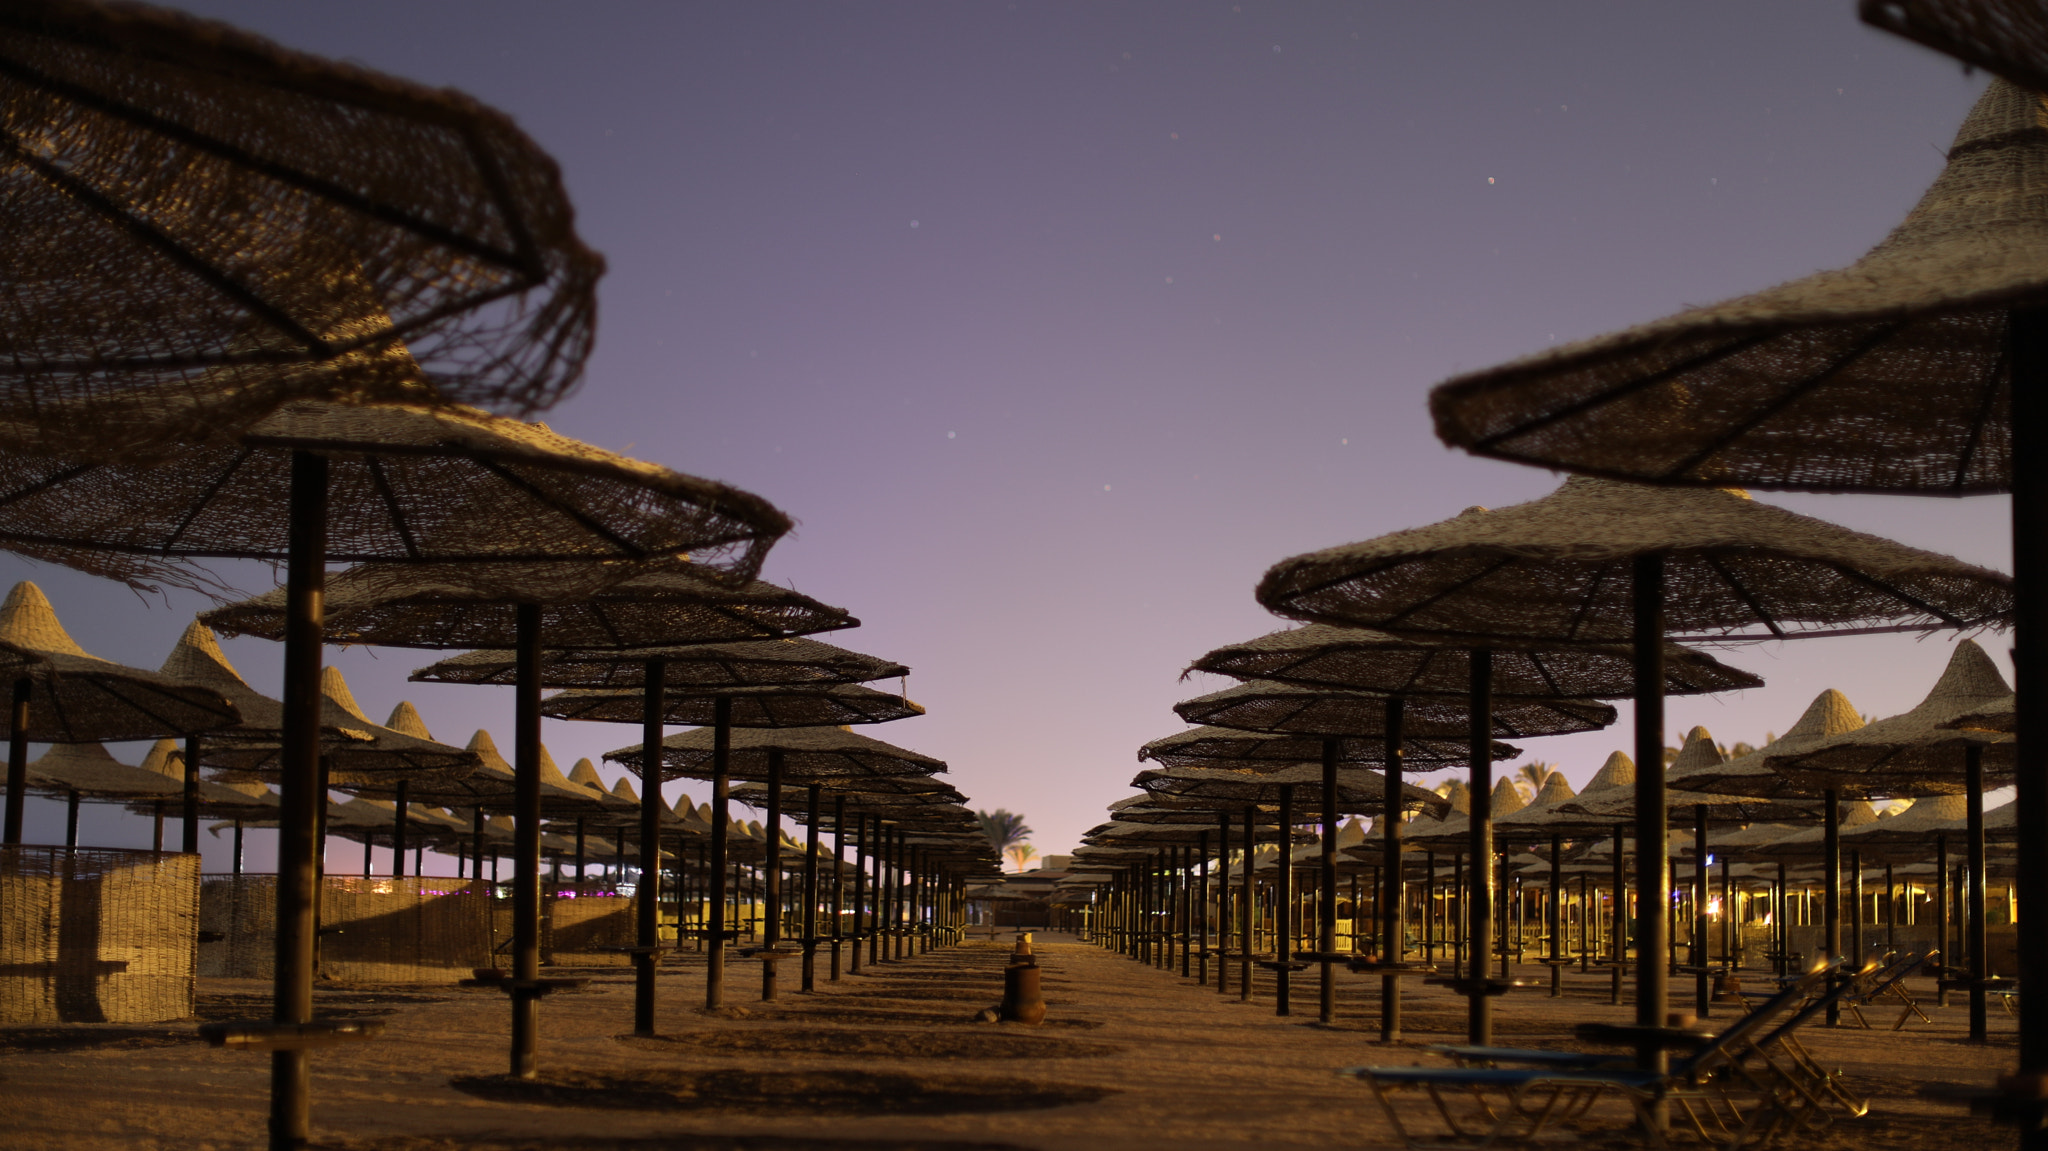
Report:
1198,830,1210,986
830,794,846,981
706,698,732,1010
1969,748,1989,1042
1274,784,1294,1017
634,659,666,1035
183,735,201,856
1694,805,1709,1019
1383,697,1406,1041
1320,737,1339,1024
2013,306,2048,1143
1466,649,1494,1046
1216,810,1232,996
65,791,78,848
1631,556,1669,1090
1824,789,1842,1026
510,603,543,1079
268,449,326,1151
1240,805,1254,1002
761,749,783,1002
1549,834,1564,998
1936,835,1949,1008
802,784,821,992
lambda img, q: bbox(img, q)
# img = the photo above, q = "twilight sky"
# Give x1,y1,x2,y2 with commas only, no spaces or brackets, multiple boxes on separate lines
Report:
8,2,2015,869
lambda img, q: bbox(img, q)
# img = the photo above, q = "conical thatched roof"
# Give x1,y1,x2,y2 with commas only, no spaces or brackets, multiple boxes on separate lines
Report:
1561,727,1777,825
1171,679,1614,740
1670,689,1868,801
210,666,480,789
542,683,922,728
1188,623,1764,699
1258,477,2012,643
24,742,179,800
1427,80,2048,495
0,584,241,742
1778,640,2015,797
1494,771,1579,841
411,635,906,691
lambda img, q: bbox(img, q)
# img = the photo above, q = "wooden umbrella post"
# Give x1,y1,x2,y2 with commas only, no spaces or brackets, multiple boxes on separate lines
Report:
1631,555,1668,1076
802,784,821,991
509,602,543,1079
1239,804,1255,1002
760,747,783,1001
183,734,201,855
705,696,732,1009
3,676,27,844
1466,649,1495,1046
1319,737,1339,1024
1824,788,1842,1026
1216,809,1232,996
1383,696,1406,1041
830,794,846,980
634,657,666,1035
269,449,326,1150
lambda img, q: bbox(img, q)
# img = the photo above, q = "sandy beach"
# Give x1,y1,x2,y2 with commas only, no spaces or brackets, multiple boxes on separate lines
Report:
0,934,2020,1150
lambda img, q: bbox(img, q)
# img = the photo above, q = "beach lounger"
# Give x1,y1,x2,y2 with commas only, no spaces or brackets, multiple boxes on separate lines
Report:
1843,950,1934,1030
1342,964,1838,1149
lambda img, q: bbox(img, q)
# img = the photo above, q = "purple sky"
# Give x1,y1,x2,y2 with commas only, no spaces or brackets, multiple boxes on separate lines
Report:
8,2,2014,869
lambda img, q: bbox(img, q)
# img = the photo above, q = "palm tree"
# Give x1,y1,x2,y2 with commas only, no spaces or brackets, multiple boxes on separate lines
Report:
1512,760,1556,801
1005,843,1039,872
975,808,1033,854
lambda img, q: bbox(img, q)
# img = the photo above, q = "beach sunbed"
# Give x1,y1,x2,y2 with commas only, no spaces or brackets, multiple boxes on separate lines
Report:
1342,963,1837,1149
1843,950,1934,1030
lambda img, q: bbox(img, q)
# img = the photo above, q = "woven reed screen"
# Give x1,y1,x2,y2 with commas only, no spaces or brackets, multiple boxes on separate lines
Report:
541,885,635,965
200,875,490,982
0,846,198,1024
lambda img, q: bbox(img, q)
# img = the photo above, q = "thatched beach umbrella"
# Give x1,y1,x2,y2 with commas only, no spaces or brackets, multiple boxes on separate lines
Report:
1426,77,2048,1109
1173,677,1611,1026
0,0,603,454
1258,476,2008,1055
206,556,844,1055
1187,625,1756,1037
553,683,921,998
0,582,240,845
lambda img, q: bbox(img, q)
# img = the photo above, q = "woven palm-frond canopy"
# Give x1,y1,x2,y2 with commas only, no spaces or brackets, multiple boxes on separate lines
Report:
607,724,945,785
0,0,602,453
412,635,906,690
1560,726,1785,824
542,683,921,728
203,558,848,650
1187,624,1763,699
1428,80,2045,495
1104,793,1290,825
0,396,790,576
1403,777,1528,853
1173,678,1615,740
0,582,240,742
157,620,376,754
1861,1,2048,112
1139,724,1517,772
1131,764,1449,816
1778,639,2016,798
1257,477,2013,644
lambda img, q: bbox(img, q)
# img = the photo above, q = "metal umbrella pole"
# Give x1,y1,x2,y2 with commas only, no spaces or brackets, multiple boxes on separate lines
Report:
633,658,667,1034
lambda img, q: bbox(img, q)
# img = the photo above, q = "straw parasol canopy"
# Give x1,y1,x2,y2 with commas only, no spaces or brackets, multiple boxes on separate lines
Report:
411,635,906,691
1138,725,1516,771
1403,777,1527,853
202,559,853,651
1132,763,1448,816
1427,80,2048,494
1775,639,2016,798
0,395,792,579
1491,771,1578,842
540,683,922,728
0,582,241,742
1839,793,1972,858
1560,727,1792,824
1173,678,1614,740
1258,477,2013,644
0,0,603,451
608,725,946,786
1860,2,2048,97
24,741,181,800
1188,624,1764,699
